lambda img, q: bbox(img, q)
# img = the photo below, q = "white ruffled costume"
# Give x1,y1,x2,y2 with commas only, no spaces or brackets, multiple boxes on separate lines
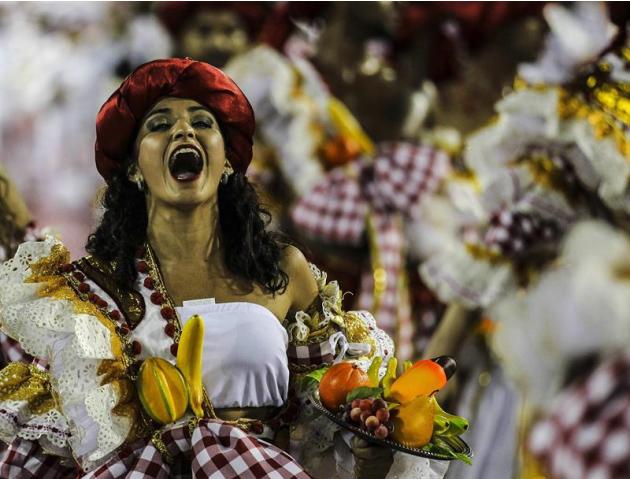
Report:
0,237,447,478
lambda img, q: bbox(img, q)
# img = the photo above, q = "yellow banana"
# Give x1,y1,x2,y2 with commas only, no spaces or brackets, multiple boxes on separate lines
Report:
328,97,375,156
177,315,205,417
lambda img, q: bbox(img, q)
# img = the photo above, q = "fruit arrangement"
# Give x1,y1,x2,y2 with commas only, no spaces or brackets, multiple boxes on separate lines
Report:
137,315,206,424
316,355,471,464
340,397,394,440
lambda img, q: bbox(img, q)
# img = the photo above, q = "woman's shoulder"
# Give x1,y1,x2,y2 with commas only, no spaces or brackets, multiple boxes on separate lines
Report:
281,245,319,313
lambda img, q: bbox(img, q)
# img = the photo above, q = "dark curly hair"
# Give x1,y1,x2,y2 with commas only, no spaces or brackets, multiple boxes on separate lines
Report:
86,171,290,295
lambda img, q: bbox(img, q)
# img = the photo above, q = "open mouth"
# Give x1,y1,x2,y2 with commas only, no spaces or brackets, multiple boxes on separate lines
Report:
168,146,204,182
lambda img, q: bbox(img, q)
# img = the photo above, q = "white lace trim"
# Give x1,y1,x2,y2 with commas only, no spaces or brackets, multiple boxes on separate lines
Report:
286,263,345,343
0,399,71,453
84,384,131,463
386,452,449,479
0,237,131,467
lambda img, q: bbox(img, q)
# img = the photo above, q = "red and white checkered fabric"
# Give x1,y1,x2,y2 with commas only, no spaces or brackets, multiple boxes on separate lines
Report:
528,351,630,479
1,419,310,479
292,142,449,359
0,333,32,367
87,419,310,479
0,437,77,478
287,339,336,369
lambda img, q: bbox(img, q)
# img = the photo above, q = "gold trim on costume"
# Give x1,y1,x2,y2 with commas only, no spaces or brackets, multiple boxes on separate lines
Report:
0,362,57,415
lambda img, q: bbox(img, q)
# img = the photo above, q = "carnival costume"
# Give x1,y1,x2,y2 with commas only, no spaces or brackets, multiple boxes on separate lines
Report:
0,58,446,478
418,4,630,478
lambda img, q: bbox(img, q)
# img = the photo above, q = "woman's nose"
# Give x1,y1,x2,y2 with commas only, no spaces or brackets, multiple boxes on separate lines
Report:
173,121,195,140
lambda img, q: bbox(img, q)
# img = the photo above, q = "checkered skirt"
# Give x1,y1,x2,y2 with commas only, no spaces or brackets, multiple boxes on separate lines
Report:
1,419,311,479
528,351,630,479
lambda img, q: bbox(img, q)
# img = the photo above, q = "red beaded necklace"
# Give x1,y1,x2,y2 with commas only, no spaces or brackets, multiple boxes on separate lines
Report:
138,244,183,358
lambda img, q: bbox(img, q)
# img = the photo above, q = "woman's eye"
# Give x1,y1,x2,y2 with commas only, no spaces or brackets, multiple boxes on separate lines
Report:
193,120,213,128
149,122,171,132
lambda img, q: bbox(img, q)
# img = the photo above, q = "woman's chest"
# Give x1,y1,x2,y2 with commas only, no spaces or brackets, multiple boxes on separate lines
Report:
164,269,293,321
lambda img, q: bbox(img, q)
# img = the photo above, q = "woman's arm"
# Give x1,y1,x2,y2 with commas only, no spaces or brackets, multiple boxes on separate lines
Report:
283,245,319,315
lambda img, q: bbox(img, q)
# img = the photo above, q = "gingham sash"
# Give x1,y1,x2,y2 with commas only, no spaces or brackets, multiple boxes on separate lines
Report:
1,420,311,479
86,419,311,479
292,142,449,359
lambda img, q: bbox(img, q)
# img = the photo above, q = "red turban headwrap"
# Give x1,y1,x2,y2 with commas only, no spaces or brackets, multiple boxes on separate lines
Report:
95,58,255,181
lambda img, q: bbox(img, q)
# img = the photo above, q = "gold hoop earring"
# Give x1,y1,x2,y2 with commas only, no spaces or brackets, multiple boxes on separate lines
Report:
221,163,234,184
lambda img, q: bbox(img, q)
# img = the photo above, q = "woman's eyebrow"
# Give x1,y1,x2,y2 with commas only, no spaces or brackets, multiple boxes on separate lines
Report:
145,107,171,120
188,106,211,114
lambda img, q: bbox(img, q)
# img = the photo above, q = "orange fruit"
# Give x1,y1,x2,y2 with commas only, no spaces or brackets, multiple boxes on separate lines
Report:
319,362,369,411
388,360,447,404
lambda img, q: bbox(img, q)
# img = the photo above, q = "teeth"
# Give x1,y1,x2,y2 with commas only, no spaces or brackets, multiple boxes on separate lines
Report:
172,147,200,159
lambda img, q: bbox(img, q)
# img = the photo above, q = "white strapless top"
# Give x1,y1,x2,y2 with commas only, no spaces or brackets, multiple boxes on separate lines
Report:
176,301,290,408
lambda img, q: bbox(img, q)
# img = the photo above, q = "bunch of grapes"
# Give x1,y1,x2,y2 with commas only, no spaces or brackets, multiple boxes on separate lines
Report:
339,397,394,439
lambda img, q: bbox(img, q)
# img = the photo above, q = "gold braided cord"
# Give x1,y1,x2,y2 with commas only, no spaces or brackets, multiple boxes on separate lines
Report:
0,362,56,415
150,429,174,463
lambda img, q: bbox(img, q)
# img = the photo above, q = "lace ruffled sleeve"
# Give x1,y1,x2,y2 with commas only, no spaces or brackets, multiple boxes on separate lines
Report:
0,237,140,471
285,263,394,375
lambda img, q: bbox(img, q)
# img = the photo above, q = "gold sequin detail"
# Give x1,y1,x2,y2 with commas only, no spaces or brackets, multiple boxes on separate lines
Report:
515,57,630,162
344,311,377,358
26,244,71,281
0,362,56,415
517,150,582,205
465,242,509,264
